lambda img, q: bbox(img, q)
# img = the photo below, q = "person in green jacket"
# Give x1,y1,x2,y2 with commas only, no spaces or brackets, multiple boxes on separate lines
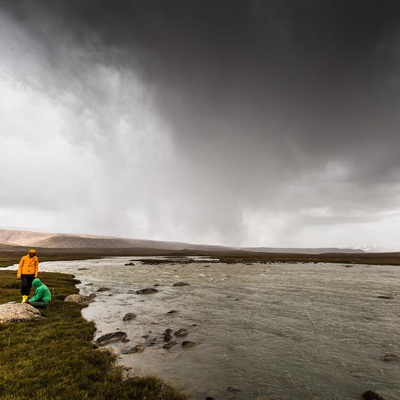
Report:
26,278,51,309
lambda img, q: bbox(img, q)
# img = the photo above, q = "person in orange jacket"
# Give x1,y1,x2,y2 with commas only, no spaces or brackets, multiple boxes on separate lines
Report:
17,249,39,303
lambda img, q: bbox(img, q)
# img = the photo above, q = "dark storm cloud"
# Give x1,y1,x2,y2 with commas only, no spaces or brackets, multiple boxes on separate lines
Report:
1,0,400,248
51,0,400,178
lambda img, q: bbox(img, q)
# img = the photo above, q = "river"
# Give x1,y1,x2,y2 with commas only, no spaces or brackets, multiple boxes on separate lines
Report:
9,256,400,399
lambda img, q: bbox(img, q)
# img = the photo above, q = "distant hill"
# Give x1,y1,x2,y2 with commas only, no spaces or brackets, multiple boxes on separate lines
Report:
0,228,229,252
0,228,365,254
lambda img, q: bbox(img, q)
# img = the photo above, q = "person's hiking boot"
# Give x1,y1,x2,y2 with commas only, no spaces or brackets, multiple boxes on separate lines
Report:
21,295,28,303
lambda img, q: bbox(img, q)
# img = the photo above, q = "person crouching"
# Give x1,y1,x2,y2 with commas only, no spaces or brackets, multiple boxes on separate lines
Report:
25,278,51,309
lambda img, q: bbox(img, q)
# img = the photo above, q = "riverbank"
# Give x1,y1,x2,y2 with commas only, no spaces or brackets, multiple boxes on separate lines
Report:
0,270,187,400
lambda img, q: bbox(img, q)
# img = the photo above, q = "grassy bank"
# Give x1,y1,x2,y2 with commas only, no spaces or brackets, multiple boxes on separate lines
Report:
0,270,187,400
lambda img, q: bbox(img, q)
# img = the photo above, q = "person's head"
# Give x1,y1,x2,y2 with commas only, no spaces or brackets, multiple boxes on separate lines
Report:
28,249,36,258
32,278,42,288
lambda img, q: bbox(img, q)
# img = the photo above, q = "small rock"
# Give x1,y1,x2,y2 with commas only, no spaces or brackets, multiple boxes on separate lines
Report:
227,386,241,392
380,353,400,362
174,328,189,337
377,295,393,299
123,313,137,321
122,344,146,354
181,340,197,348
164,329,173,342
136,288,158,294
163,340,177,349
96,331,128,346
173,282,190,287
97,287,111,292
361,390,385,400
167,310,178,314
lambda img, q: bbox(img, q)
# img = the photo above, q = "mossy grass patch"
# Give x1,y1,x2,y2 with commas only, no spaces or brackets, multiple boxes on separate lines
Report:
0,270,187,400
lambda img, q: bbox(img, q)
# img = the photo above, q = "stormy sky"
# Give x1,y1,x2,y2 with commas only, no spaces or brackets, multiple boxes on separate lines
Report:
1,1,400,251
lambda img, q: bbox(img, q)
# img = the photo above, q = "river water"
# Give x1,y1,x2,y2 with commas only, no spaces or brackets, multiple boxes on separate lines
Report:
9,256,400,399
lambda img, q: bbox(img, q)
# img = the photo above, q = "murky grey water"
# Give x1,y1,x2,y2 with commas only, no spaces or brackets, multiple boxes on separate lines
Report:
9,257,400,399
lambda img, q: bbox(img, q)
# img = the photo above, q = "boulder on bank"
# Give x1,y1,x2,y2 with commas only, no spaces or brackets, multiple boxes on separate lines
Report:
64,294,96,304
0,303,42,323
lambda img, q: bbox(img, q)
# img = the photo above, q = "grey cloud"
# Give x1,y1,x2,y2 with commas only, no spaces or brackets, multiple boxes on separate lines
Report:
1,0,400,248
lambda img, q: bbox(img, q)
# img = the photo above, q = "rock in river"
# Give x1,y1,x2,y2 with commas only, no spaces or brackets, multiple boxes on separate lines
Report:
123,313,137,321
122,344,146,354
361,390,385,400
96,331,128,346
97,287,111,292
182,340,197,348
136,288,159,294
380,353,400,362
163,340,177,349
174,328,189,337
164,329,173,342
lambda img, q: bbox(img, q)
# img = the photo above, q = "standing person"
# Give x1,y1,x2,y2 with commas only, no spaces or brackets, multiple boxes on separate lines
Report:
17,249,39,303
26,278,51,309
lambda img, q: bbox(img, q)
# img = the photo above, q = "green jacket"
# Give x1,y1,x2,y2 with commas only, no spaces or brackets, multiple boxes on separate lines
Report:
30,278,51,303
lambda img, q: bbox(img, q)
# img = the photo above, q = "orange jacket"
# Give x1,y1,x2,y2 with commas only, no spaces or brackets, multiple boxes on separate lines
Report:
17,252,39,278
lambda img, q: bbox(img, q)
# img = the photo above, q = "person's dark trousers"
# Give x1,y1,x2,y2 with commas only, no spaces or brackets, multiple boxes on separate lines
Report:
29,301,49,309
20,274,35,296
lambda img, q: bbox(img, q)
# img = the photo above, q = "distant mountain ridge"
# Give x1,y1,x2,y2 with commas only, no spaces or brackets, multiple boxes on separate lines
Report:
241,246,365,254
0,228,217,251
0,228,365,254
